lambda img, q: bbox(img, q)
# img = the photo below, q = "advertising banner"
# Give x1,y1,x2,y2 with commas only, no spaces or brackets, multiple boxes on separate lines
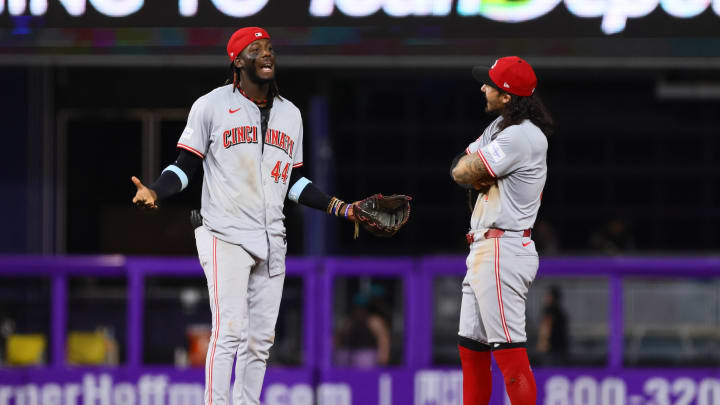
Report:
1,368,719,405
2,0,720,36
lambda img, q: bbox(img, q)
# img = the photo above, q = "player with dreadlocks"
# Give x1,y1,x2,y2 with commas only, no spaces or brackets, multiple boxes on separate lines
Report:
130,27,410,405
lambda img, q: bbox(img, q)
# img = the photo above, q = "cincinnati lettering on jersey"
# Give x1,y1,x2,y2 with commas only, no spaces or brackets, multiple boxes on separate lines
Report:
223,126,258,149
264,128,295,158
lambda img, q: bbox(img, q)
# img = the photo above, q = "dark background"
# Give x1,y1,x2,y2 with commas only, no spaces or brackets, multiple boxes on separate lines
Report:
1,0,720,256
3,64,720,256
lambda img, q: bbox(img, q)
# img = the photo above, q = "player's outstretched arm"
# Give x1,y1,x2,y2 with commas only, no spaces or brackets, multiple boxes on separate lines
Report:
452,154,495,190
287,170,357,221
130,149,202,210
287,170,411,238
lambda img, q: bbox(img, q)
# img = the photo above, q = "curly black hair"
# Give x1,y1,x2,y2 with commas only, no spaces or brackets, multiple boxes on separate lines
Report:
494,89,554,137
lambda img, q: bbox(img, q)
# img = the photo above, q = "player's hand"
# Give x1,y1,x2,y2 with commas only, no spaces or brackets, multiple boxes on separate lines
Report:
347,203,357,222
473,178,496,193
131,176,159,210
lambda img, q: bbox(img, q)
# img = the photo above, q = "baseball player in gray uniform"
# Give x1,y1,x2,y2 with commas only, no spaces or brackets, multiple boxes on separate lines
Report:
130,27,375,405
451,56,553,405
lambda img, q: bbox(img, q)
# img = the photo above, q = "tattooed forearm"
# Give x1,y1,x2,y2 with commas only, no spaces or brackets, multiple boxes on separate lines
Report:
452,154,494,186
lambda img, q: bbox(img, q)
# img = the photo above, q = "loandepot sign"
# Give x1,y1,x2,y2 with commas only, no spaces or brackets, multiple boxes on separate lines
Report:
2,0,720,34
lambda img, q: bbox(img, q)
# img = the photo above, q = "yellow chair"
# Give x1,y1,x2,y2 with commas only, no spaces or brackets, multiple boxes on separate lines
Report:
6,334,46,366
67,331,107,365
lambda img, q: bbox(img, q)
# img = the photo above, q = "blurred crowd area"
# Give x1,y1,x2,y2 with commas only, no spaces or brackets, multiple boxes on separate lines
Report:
1,273,718,368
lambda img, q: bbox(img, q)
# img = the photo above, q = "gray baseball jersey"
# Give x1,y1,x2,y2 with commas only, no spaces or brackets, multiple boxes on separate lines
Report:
465,116,547,233
177,84,303,276
179,84,302,405
459,116,548,345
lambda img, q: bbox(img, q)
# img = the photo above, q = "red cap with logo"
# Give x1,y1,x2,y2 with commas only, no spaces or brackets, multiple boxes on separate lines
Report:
472,56,537,97
227,27,270,61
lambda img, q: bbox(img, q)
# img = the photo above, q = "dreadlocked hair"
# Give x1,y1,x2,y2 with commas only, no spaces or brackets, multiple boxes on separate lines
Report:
498,92,554,137
225,62,282,101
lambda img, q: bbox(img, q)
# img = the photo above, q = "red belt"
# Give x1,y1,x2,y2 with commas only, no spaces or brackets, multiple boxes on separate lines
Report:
466,229,531,245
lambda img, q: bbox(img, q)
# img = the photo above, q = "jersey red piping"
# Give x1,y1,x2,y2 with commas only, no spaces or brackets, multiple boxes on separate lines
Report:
494,238,512,342
178,143,205,158
477,150,497,178
292,162,304,168
208,237,219,405
465,148,471,155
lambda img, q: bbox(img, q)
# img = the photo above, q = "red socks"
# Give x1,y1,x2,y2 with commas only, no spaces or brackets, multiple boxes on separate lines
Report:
458,344,492,405
459,341,537,405
493,348,537,405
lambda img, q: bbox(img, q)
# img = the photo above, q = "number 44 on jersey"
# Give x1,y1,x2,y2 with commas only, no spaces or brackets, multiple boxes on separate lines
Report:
271,161,290,184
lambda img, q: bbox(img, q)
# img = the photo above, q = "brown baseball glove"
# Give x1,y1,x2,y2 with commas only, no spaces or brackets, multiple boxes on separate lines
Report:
352,194,412,238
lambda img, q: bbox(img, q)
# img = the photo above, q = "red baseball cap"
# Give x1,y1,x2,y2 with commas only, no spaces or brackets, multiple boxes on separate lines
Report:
227,27,270,61
472,56,537,97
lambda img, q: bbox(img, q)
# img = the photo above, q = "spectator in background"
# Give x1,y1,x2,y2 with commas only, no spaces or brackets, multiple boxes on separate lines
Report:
536,285,569,365
0,317,12,365
589,218,636,254
335,289,391,367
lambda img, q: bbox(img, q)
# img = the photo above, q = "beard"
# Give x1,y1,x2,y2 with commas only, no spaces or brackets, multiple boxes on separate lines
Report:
244,64,274,85
484,102,503,115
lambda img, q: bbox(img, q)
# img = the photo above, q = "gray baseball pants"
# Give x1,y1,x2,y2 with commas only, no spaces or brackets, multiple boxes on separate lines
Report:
195,226,285,405
459,233,538,345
